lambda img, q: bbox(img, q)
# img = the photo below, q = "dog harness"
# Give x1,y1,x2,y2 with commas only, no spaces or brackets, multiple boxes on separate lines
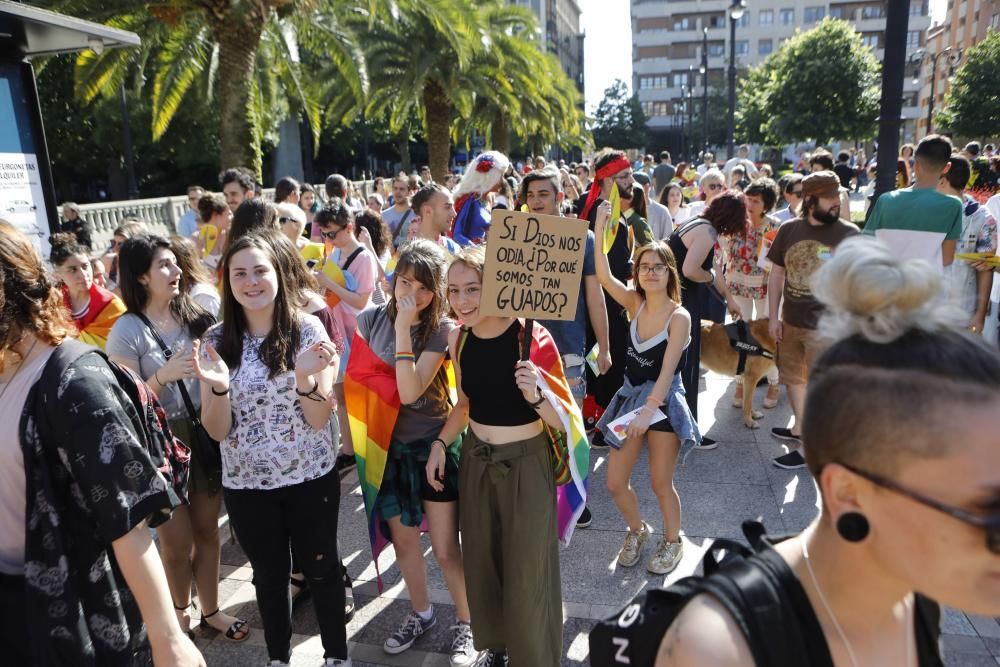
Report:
724,320,774,376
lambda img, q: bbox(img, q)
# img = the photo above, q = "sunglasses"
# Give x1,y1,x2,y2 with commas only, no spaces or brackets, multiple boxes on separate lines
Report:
839,462,1000,553
320,227,345,241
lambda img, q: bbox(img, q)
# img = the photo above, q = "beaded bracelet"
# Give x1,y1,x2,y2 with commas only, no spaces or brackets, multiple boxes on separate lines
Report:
395,351,416,363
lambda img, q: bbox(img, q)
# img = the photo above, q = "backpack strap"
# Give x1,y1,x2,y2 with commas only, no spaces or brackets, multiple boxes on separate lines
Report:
132,313,203,428
35,339,104,444
391,209,413,247
341,246,365,272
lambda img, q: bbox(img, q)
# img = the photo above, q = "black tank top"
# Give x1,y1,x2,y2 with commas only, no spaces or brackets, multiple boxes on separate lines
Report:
668,218,715,291
459,320,539,426
625,304,688,384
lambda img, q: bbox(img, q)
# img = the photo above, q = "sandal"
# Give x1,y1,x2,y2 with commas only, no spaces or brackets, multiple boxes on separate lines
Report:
763,384,780,409
200,608,250,642
174,602,196,640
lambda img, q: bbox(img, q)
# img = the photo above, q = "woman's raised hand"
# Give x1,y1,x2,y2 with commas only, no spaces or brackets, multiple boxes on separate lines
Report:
192,340,229,393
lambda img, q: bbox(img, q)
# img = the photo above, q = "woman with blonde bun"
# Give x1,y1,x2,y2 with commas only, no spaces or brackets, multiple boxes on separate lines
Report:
657,236,1000,666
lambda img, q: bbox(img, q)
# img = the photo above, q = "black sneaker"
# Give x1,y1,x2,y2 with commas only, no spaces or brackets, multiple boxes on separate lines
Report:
590,431,610,450
384,610,436,654
770,427,802,443
576,507,592,529
694,436,718,451
772,450,807,469
334,453,357,476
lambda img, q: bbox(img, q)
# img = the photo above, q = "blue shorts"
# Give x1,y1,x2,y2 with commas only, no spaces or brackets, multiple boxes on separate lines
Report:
562,353,586,405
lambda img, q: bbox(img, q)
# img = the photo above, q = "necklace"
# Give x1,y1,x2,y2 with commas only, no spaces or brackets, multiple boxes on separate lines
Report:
800,535,912,667
0,337,40,405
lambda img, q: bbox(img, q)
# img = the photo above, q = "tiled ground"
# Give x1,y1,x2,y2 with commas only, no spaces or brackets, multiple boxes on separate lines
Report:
188,370,1000,666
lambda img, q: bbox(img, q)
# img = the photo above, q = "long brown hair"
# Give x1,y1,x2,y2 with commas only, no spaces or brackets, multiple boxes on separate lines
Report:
388,239,449,352
0,221,75,360
633,241,681,303
218,233,303,379
169,235,214,288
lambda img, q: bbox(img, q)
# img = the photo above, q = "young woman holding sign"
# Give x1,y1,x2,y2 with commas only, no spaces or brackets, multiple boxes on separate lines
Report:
431,245,586,667
594,201,701,575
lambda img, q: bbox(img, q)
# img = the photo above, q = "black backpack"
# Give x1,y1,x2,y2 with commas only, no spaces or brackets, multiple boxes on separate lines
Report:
39,339,191,497
589,520,942,667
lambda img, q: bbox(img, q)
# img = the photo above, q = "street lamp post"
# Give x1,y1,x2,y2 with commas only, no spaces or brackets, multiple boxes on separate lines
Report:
727,0,746,160
687,87,695,162
680,86,688,160
118,82,139,200
701,27,709,154
910,46,961,136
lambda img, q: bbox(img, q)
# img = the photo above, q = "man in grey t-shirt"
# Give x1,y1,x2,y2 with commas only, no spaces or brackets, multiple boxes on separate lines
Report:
382,175,416,248
652,151,676,197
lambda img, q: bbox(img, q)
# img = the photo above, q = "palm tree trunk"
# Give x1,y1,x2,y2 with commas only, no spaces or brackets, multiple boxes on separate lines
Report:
397,126,412,174
493,111,511,155
208,5,266,178
423,80,452,184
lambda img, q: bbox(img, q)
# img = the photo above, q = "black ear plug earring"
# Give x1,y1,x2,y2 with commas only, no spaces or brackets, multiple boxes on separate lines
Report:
836,512,870,542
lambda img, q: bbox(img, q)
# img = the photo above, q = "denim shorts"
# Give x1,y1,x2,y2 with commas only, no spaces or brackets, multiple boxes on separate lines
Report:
562,354,586,403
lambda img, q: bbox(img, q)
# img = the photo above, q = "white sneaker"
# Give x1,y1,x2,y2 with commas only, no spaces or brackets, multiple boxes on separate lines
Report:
322,658,351,666
647,538,683,575
617,521,652,567
449,622,478,666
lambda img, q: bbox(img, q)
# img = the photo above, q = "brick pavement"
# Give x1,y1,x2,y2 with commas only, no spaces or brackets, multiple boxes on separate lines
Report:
188,370,1000,666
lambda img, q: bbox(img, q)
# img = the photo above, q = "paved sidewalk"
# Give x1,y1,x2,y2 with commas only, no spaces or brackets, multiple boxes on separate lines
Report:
191,370,1000,666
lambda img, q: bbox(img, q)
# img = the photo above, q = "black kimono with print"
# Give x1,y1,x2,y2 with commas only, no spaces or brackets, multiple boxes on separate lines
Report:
20,349,180,666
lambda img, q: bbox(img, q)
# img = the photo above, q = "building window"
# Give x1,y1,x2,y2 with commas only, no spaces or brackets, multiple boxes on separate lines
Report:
906,31,921,49
910,2,927,16
780,8,795,25
671,72,689,88
804,6,825,23
759,9,774,25
759,38,773,55
861,5,886,19
738,12,750,27
708,14,726,28
643,101,670,117
639,75,670,90
673,17,693,30
829,6,846,19
735,40,749,56
778,37,789,47
862,33,880,49
708,43,725,56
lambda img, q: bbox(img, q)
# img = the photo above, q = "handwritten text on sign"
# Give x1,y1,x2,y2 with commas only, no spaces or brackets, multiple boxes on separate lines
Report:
480,210,588,320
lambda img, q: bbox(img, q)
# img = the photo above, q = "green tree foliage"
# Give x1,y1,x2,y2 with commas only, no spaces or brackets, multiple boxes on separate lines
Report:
41,0,366,178
736,18,881,144
935,30,1000,139
592,80,648,150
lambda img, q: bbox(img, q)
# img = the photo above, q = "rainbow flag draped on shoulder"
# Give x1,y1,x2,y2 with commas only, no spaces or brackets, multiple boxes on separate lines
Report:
525,321,590,546
65,284,126,351
343,333,400,590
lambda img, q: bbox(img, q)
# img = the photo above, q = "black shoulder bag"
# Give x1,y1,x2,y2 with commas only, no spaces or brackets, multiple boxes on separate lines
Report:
135,313,223,484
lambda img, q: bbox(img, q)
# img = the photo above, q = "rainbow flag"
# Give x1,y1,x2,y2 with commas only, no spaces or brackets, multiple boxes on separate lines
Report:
526,322,590,545
343,333,401,590
66,284,126,351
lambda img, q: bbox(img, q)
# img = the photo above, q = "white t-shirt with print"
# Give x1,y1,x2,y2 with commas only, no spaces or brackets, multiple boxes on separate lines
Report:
205,313,335,490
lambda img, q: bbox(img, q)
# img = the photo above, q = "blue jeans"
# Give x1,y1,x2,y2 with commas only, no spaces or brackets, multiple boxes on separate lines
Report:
562,353,586,406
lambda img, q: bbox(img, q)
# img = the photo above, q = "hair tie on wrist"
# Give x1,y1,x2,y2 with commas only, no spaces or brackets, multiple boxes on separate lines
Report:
395,351,416,363
211,385,229,396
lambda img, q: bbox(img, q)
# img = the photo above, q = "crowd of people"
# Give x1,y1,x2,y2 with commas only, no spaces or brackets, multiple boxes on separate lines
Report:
2,133,999,667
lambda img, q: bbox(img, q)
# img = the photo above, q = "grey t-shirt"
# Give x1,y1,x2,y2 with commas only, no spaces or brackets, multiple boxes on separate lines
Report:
357,305,455,443
106,312,200,420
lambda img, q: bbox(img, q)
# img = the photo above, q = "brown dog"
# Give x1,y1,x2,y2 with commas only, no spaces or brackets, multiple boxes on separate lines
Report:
699,318,778,429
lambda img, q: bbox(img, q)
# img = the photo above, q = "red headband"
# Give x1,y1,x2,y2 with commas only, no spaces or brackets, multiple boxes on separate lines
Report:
579,156,631,222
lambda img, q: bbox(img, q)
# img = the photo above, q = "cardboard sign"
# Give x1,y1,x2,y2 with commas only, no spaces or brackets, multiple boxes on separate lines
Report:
480,210,588,321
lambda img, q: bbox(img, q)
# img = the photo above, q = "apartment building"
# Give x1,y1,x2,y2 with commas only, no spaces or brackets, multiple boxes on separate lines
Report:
915,0,999,138
631,0,932,155
511,0,586,94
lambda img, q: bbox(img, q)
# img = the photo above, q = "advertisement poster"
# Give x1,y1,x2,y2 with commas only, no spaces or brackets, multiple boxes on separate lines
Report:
0,152,48,255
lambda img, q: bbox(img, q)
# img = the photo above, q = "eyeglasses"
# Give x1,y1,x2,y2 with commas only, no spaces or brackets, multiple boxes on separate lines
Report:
705,183,724,191
838,462,1000,553
791,189,803,196
320,227,344,240
637,264,668,276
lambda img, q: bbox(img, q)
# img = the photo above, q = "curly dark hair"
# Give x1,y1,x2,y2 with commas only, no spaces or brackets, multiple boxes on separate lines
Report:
354,210,392,259
0,221,74,357
703,191,749,237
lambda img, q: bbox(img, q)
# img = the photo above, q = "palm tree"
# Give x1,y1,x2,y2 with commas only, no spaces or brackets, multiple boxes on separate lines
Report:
45,0,366,178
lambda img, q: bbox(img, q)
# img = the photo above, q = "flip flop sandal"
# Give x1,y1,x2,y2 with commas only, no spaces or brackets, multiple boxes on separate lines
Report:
200,608,250,642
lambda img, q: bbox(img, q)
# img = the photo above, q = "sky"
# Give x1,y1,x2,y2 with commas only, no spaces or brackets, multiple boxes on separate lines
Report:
581,0,950,114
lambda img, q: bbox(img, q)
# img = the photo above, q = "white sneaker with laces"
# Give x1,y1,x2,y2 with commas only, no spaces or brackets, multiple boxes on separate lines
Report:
647,538,683,575
617,521,652,567
449,622,478,666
